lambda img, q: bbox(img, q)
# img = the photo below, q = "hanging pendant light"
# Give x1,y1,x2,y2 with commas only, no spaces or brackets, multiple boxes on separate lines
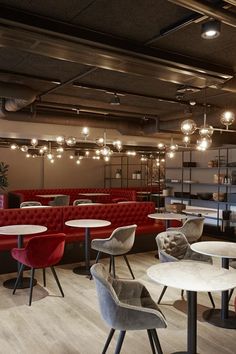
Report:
220,110,235,129
181,119,197,135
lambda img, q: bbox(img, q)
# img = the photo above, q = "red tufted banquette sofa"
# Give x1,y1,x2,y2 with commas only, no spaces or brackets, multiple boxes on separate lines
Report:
8,188,137,208
0,202,166,273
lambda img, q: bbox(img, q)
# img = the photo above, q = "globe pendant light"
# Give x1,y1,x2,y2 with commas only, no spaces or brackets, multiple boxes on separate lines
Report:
181,119,197,135
220,110,235,129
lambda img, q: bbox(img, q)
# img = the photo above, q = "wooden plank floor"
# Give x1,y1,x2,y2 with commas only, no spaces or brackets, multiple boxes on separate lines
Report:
0,252,235,354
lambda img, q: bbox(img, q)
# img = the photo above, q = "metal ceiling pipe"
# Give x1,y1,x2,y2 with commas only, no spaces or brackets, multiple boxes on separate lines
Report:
168,0,236,28
2,111,150,136
0,82,37,117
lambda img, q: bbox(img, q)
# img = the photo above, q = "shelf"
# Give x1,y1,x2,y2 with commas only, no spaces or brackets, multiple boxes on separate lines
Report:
166,166,236,170
165,196,236,205
166,181,236,187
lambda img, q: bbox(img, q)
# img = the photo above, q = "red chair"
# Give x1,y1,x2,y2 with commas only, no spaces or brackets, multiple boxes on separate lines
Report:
11,233,66,306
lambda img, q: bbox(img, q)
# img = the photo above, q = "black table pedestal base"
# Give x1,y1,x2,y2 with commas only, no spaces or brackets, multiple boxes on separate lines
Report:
73,266,90,276
203,309,236,329
3,277,37,289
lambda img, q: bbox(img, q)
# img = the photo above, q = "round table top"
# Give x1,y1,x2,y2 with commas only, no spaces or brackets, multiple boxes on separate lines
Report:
147,261,236,292
148,212,187,220
0,224,47,235
79,193,110,196
65,219,111,228
36,194,67,198
191,241,236,259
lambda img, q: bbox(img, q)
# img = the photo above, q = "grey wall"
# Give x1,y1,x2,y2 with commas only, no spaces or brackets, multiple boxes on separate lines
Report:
0,148,104,190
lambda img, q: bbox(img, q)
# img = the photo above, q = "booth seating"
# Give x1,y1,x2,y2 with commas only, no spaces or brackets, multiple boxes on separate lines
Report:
0,202,166,273
8,188,137,208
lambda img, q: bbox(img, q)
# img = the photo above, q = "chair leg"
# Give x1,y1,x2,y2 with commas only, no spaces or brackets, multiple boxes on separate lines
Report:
157,286,167,304
109,255,112,274
90,251,101,280
181,289,184,297
123,255,135,279
228,288,234,302
29,268,35,306
208,292,215,308
147,329,156,354
112,256,116,278
114,331,126,354
102,328,115,354
150,329,163,354
12,263,24,295
50,266,64,297
43,268,46,287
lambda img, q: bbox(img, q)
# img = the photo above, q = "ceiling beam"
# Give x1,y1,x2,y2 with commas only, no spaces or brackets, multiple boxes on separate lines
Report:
0,5,233,88
168,0,236,28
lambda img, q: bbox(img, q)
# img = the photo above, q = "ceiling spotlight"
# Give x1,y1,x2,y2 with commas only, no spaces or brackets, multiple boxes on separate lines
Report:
56,136,65,145
20,145,28,153
31,138,38,147
220,110,235,129
110,93,120,105
65,136,77,146
181,119,197,135
201,20,221,39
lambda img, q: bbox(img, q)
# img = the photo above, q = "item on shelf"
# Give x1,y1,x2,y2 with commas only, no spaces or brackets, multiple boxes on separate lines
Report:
115,169,122,179
183,180,197,184
132,172,137,179
223,210,231,220
136,170,141,180
227,162,236,167
183,162,197,167
170,179,181,183
228,193,236,203
224,174,231,184
213,174,225,184
197,192,213,200
162,188,172,196
231,171,236,185
212,192,226,202
166,203,186,213
208,160,214,168
174,192,190,198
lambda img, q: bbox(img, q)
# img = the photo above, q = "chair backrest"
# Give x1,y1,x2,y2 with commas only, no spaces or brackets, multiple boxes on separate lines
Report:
23,233,66,268
168,216,204,244
108,224,137,254
90,263,119,328
50,195,70,206
73,199,93,205
156,231,189,262
20,201,42,208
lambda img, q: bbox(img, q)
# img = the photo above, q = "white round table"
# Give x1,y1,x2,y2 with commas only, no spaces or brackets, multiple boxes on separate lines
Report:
148,212,187,228
147,261,236,354
65,219,111,276
0,224,47,289
191,241,236,328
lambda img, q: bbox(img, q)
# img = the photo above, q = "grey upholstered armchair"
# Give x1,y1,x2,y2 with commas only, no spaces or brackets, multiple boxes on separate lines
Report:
73,199,93,205
91,263,167,354
20,201,42,208
167,216,205,244
91,224,137,279
156,231,215,307
48,195,70,206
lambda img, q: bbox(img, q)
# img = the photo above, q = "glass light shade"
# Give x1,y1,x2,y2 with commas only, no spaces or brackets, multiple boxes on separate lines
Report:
167,151,175,159
47,153,54,160
65,136,76,146
26,153,31,158
197,136,212,150
56,154,62,159
157,143,165,149
183,135,191,144
56,147,64,153
42,145,48,151
96,137,104,146
100,146,112,156
113,140,122,152
85,151,90,156
181,119,197,135
50,159,55,164
56,136,64,145
220,111,235,127
81,127,89,138
76,159,81,165
199,125,214,137
69,155,74,159
31,138,38,146
95,149,101,155
169,143,178,151
10,143,18,150
20,145,28,152
104,156,110,162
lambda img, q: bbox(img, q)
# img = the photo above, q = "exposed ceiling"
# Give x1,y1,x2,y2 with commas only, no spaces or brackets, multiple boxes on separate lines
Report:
1,0,236,147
